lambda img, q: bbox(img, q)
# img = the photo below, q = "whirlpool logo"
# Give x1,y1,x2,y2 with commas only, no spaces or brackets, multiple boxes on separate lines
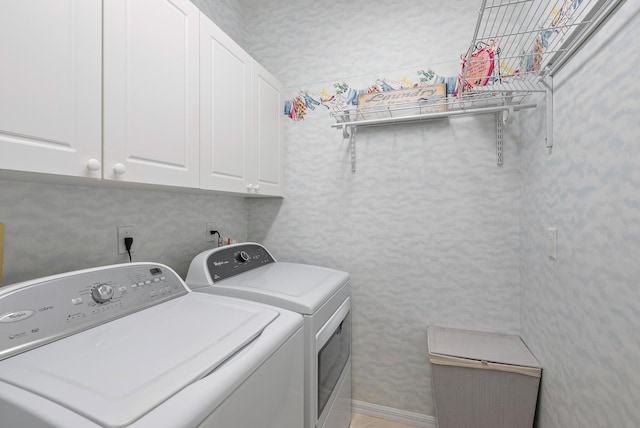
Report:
0,310,36,323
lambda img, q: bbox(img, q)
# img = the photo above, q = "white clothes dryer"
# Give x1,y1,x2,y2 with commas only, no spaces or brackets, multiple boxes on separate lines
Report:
186,243,352,428
0,262,303,428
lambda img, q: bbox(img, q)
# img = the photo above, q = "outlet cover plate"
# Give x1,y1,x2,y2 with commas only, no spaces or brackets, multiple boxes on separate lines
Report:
205,222,218,242
117,226,135,254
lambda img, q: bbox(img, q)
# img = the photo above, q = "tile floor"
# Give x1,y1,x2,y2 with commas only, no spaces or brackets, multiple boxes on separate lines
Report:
350,413,418,428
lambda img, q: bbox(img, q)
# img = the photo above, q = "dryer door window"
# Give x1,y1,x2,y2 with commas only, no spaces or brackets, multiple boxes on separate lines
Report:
317,309,351,419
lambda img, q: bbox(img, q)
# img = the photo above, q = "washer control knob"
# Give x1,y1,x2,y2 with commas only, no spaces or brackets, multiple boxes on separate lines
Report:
92,284,114,304
237,251,250,263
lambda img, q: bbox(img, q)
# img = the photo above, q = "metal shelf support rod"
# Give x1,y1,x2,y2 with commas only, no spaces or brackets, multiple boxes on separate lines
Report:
546,74,553,149
496,113,503,166
480,20,592,42
350,128,357,173
330,103,537,130
484,0,533,9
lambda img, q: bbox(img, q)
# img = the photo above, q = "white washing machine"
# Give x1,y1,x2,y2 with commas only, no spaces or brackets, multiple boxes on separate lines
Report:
0,262,303,428
186,243,352,428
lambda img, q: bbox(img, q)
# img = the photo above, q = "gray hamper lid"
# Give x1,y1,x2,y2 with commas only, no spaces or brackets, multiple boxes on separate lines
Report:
428,326,541,375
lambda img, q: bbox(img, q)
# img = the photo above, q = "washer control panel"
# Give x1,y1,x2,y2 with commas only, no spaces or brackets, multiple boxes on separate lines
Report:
206,243,275,283
0,263,188,361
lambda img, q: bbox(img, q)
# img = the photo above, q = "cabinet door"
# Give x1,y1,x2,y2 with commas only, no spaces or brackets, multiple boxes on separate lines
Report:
0,1,102,178
103,0,199,188
199,14,252,193
251,61,284,197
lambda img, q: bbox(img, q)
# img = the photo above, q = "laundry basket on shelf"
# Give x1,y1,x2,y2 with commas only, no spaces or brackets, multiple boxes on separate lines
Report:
427,326,541,428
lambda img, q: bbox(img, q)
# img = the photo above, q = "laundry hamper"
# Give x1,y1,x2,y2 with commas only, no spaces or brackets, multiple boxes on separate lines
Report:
427,326,541,428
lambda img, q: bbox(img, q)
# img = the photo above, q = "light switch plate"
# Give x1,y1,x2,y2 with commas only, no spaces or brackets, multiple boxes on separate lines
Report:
0,223,4,286
547,227,557,261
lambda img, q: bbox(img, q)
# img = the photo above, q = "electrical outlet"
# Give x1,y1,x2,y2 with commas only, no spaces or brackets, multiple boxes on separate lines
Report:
117,226,135,255
205,222,218,242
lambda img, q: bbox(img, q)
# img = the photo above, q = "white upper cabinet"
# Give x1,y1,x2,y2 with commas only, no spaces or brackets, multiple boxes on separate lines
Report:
199,13,252,194
0,1,102,178
1,2,283,196
200,14,284,196
251,60,284,197
103,0,200,188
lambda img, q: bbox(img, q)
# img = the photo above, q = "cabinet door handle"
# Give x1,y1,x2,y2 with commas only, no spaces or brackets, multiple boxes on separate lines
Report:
253,184,260,192
246,184,254,192
113,163,127,176
86,159,101,172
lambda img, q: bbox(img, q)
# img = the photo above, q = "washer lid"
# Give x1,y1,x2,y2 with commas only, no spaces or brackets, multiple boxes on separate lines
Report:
208,262,350,314
0,293,278,428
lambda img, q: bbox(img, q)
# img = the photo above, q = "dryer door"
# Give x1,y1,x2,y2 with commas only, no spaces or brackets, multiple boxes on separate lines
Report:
316,298,351,421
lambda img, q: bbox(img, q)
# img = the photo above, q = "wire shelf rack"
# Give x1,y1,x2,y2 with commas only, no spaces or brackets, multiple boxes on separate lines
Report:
330,90,533,126
459,0,607,96
331,0,623,171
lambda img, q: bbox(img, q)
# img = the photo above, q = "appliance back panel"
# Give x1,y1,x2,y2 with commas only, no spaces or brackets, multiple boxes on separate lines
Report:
206,244,275,283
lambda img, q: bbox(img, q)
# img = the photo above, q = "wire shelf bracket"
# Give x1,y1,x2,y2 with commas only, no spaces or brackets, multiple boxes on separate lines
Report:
496,112,504,166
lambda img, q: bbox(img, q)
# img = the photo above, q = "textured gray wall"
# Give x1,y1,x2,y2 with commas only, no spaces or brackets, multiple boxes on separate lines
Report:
245,0,522,415
240,0,472,87
0,177,248,284
190,0,247,50
249,116,522,415
519,1,640,426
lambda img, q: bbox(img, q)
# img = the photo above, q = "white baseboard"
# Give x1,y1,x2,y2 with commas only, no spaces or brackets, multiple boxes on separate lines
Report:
351,400,437,428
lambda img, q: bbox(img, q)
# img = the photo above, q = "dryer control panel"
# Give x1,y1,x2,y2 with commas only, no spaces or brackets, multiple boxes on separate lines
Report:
0,263,188,361
206,243,275,283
